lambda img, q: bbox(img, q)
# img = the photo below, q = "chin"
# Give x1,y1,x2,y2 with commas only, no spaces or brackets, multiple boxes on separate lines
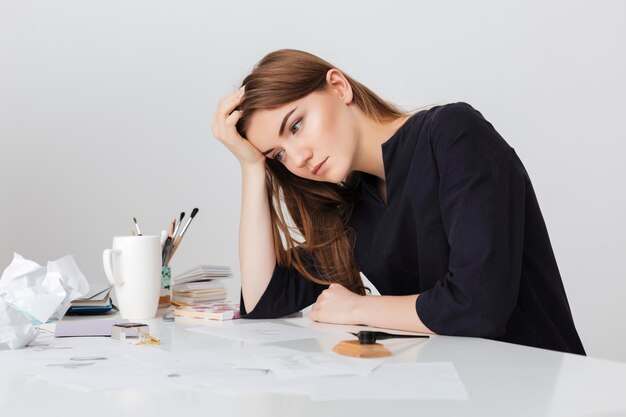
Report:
316,172,341,184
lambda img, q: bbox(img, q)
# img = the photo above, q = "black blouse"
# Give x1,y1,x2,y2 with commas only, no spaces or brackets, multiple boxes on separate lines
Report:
240,102,586,355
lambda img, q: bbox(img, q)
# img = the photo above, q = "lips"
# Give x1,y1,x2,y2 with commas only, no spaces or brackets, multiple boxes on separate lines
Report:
312,158,328,175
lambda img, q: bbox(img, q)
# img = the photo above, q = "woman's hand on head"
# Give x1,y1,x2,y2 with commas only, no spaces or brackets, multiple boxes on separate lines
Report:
309,283,363,325
211,87,265,167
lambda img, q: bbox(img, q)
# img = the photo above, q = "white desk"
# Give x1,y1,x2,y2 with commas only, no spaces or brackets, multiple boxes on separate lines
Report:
1,311,625,417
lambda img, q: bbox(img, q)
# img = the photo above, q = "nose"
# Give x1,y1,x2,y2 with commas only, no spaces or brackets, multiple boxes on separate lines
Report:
288,143,313,169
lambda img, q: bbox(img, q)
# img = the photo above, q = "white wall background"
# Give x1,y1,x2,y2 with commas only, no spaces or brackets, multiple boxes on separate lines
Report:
1,0,624,362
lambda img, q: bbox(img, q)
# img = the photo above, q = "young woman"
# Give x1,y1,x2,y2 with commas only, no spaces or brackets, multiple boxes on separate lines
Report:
211,49,586,355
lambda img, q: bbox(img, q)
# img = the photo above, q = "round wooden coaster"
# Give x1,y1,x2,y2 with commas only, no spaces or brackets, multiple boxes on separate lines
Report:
332,340,392,358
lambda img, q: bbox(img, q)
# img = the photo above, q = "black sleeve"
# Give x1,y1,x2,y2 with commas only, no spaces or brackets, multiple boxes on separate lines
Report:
415,102,526,338
239,251,328,319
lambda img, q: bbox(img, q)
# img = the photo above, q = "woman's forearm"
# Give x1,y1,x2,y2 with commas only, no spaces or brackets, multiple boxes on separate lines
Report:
354,294,435,334
239,163,276,312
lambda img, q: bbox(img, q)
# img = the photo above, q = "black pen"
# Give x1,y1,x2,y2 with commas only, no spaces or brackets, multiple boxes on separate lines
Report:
350,331,429,344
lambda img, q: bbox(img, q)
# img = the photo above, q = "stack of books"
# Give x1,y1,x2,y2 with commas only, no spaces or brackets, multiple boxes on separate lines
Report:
66,287,114,315
173,301,240,321
171,265,231,306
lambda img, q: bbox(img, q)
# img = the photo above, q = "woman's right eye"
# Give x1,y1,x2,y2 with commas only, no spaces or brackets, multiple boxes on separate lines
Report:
273,150,284,162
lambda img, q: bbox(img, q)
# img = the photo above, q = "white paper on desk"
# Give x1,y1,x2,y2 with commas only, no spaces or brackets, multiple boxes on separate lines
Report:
0,332,187,393
187,321,330,344
310,362,469,401
0,333,302,393
155,346,299,386
0,253,89,349
166,347,331,396
232,351,385,379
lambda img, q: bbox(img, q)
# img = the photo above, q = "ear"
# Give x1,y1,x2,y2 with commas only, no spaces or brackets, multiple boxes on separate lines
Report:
325,69,353,104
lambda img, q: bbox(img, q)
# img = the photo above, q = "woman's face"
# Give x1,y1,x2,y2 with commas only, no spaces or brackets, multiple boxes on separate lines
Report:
245,87,358,184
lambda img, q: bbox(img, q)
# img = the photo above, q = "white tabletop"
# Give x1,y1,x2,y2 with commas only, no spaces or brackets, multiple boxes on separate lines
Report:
1,310,625,417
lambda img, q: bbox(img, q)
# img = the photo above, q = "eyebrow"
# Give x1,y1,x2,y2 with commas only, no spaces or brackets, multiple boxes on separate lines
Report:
261,107,298,156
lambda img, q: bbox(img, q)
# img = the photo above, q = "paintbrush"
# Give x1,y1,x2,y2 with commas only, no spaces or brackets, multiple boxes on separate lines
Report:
161,218,176,266
133,217,142,236
172,212,185,240
165,208,198,265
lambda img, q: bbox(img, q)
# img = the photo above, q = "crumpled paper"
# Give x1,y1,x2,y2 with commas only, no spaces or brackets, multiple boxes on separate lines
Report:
0,253,90,349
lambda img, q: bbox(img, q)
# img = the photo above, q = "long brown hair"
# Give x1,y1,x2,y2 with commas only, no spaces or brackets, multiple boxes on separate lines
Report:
236,49,407,295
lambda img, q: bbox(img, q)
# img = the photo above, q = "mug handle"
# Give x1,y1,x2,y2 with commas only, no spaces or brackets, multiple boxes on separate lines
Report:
103,249,124,286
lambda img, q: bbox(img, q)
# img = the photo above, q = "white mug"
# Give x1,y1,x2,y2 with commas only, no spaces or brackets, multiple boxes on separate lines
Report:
103,236,161,319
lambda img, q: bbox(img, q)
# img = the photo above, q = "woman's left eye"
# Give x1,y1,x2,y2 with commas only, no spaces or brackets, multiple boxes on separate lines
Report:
290,119,302,134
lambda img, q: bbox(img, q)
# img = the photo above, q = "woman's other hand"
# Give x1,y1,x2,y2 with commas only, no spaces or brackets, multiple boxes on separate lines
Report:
211,86,265,167
309,283,363,325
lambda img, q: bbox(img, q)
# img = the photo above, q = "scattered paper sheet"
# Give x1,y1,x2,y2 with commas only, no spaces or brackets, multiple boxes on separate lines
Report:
186,321,331,344
0,333,303,393
232,351,385,379
192,359,468,400
309,362,469,401
0,332,189,392
155,346,300,387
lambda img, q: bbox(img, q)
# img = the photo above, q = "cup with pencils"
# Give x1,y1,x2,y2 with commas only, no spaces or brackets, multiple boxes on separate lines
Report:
133,208,199,308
